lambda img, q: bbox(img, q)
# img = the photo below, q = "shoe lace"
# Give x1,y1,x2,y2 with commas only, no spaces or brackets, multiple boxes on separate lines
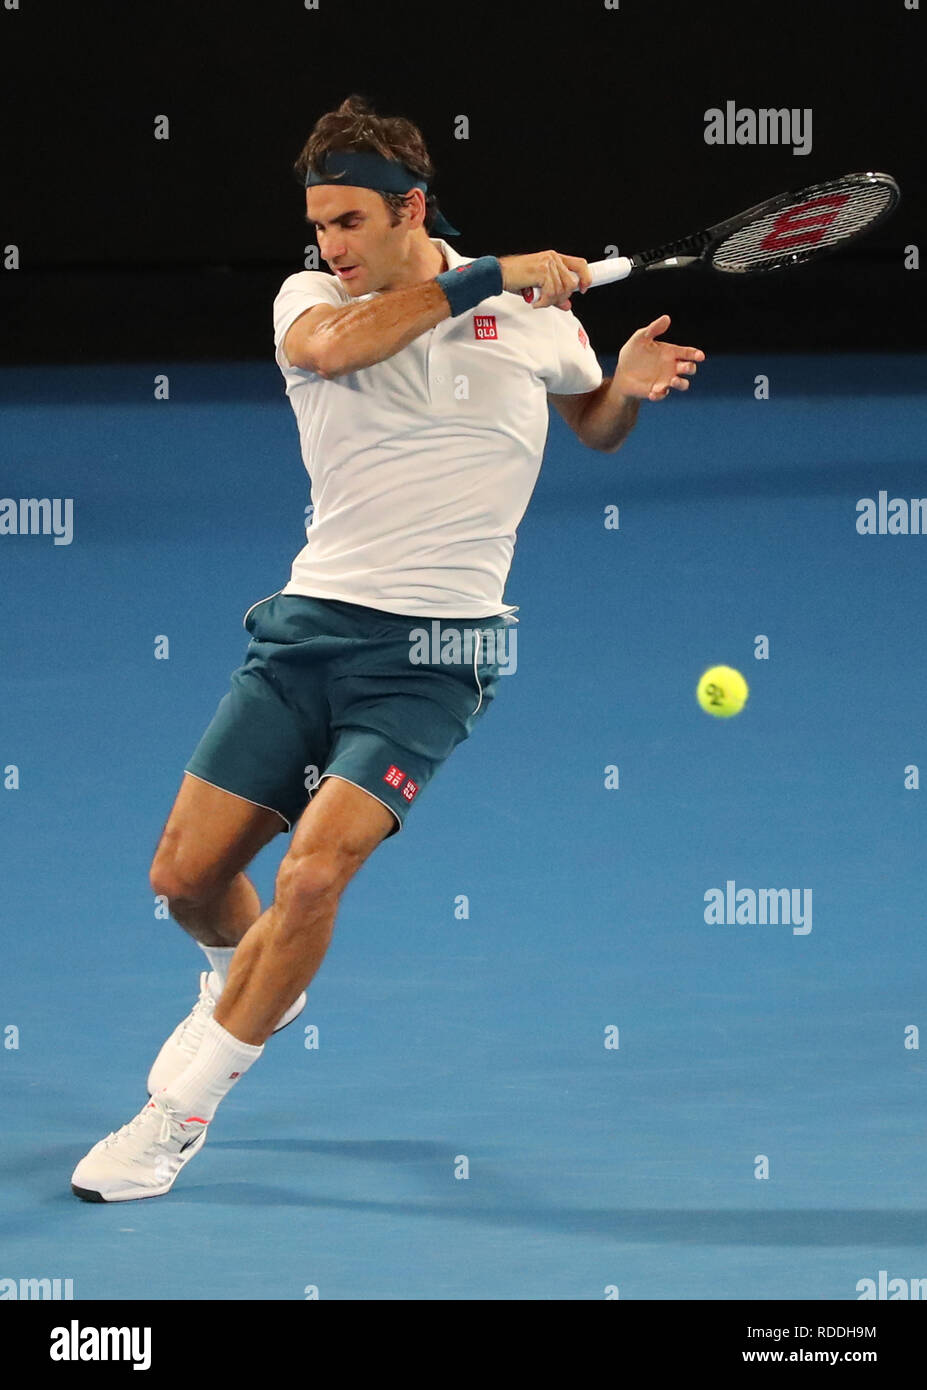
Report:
102,1098,176,1149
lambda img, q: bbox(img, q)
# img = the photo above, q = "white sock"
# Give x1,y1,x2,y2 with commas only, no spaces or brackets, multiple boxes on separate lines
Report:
158,1016,263,1122
200,943,236,992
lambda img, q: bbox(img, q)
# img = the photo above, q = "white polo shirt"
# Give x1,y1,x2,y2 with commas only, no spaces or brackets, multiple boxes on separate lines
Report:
272,237,603,618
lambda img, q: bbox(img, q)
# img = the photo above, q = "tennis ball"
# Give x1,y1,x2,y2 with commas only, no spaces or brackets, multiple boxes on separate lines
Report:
696,665,749,718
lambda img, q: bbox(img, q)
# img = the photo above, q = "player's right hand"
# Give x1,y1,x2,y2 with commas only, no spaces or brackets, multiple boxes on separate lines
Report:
498,251,591,310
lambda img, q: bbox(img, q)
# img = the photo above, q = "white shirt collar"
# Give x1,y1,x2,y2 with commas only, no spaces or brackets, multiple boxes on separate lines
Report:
429,236,470,271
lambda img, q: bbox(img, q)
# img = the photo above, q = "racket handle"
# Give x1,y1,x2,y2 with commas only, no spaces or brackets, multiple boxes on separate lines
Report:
520,255,633,304
587,256,634,286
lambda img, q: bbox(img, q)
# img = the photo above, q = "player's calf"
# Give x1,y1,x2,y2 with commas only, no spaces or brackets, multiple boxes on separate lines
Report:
212,848,358,1046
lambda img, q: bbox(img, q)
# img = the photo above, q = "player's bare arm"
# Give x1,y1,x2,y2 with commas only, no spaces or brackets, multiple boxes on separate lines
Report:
550,314,706,454
284,285,451,376
549,381,640,454
285,249,594,377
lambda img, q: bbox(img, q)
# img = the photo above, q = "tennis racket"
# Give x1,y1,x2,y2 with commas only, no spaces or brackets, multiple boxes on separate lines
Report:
521,171,900,303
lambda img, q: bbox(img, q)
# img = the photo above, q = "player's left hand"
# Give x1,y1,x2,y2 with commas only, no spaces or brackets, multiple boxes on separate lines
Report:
616,315,706,401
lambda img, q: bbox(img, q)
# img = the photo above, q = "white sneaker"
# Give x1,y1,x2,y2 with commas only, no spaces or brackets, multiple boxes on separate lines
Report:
71,1096,208,1202
147,970,306,1095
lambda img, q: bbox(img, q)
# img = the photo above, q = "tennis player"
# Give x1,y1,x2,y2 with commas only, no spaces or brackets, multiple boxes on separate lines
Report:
71,95,705,1201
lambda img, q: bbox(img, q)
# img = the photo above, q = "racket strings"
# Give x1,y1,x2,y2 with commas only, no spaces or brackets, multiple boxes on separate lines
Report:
712,182,896,273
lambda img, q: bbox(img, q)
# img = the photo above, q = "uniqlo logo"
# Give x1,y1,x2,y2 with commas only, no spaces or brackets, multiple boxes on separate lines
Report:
578,325,589,348
473,314,497,340
401,779,418,802
383,764,405,788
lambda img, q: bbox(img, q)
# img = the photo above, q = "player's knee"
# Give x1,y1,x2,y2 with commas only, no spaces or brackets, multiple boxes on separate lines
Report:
149,853,223,908
275,846,360,915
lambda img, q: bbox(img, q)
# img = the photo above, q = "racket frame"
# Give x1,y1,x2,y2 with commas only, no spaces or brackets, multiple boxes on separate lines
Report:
524,171,901,301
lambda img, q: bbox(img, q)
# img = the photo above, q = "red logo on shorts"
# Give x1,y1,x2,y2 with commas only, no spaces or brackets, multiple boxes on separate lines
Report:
402,779,418,802
383,765,405,788
578,325,589,348
474,315,497,340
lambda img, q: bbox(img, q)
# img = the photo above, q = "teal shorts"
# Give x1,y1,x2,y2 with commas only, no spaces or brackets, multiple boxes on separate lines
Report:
185,592,514,835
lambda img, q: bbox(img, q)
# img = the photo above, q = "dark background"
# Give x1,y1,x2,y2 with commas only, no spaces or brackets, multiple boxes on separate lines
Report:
1,0,923,361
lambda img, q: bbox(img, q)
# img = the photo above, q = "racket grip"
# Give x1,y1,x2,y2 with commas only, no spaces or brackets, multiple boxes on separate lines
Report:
587,256,634,286
520,256,633,304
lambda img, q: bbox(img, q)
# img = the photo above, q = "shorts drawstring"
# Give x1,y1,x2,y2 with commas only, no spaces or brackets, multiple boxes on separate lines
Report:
470,627,483,718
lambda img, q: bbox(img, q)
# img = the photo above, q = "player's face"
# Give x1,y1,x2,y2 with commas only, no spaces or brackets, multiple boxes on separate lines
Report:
306,186,406,296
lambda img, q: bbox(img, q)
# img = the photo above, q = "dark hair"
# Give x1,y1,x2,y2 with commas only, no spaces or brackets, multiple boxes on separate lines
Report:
294,93,442,231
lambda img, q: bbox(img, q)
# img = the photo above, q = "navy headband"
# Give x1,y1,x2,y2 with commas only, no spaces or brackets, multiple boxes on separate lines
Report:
305,149,461,237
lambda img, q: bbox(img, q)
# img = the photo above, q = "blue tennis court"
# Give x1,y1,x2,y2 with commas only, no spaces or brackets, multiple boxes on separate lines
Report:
1,353,924,1299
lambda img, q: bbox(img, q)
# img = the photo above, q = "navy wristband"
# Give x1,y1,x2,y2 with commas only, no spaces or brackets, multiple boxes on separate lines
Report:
436,256,504,316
